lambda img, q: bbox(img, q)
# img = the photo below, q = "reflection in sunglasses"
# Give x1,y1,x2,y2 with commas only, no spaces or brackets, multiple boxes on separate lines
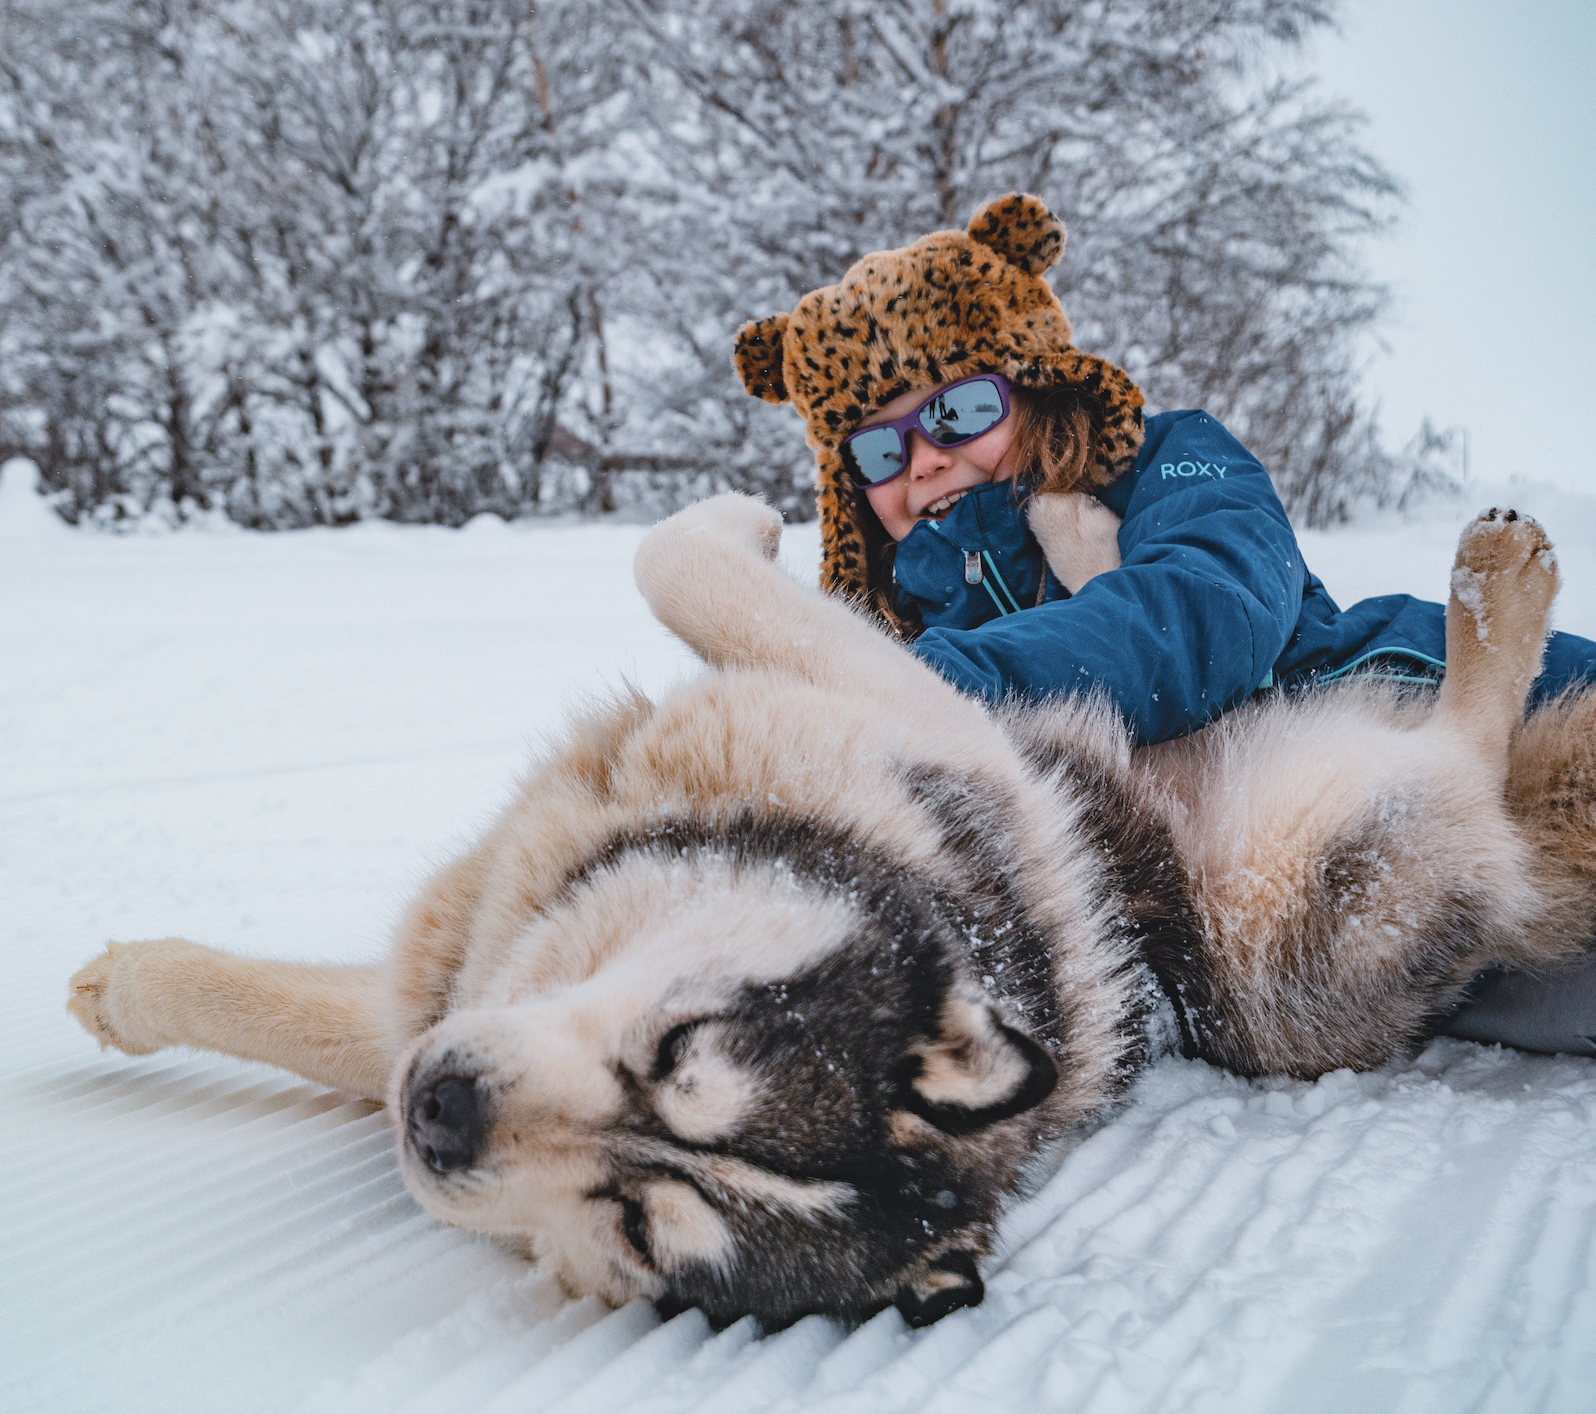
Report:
842,375,1011,486
923,388,1003,445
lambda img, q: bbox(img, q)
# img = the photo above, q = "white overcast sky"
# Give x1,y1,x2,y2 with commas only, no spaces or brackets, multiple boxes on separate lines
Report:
1307,0,1595,491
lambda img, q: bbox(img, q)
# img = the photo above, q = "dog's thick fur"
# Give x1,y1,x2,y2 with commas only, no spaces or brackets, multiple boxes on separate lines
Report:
69,498,1596,1330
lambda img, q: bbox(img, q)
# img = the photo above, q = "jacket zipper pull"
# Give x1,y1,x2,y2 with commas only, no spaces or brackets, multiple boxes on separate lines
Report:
964,551,983,585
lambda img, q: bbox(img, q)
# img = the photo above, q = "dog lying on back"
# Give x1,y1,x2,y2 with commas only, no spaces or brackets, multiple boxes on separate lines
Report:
69,496,1596,1329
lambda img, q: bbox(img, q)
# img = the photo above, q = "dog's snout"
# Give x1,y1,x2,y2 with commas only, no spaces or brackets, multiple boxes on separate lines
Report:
406,1073,485,1174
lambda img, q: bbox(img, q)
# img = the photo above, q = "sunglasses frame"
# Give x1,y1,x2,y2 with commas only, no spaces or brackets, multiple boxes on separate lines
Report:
840,373,1013,489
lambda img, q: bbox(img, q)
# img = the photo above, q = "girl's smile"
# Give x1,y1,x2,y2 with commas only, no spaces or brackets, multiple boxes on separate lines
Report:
859,381,1022,542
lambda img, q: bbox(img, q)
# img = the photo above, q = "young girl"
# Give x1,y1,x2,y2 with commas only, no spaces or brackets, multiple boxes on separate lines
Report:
733,192,1596,1055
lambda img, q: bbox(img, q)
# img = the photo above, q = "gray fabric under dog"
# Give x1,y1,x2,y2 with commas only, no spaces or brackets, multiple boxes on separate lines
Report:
1442,955,1596,1058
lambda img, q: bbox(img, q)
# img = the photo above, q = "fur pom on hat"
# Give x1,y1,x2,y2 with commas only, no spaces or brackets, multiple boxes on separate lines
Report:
734,193,1144,627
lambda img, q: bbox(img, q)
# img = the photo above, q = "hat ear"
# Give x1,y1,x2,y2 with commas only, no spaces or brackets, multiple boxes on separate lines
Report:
966,193,1066,276
897,992,1058,1137
733,314,791,404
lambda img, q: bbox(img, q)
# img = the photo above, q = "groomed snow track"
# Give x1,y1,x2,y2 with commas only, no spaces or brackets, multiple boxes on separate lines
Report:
6,471,1596,1412
12,1032,1596,1413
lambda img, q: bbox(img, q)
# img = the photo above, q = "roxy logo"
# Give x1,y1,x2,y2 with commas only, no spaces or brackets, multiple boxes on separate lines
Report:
1161,460,1227,480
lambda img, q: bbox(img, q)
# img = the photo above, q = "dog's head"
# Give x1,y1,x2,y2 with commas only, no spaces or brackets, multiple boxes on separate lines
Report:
390,817,1061,1329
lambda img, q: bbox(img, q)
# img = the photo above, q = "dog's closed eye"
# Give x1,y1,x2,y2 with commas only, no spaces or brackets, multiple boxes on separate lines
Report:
652,1019,704,1081
653,1028,757,1143
618,1196,653,1265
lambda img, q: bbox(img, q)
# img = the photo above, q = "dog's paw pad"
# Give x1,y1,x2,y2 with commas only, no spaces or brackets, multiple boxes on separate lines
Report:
1452,510,1559,652
1458,510,1558,588
1461,509,1555,571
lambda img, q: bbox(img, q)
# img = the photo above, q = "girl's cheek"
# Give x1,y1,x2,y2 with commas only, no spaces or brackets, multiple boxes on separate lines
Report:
986,427,1021,482
863,482,913,542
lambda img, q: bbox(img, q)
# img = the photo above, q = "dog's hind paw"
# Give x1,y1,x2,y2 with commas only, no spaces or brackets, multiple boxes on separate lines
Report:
1451,508,1559,663
68,941,168,1056
1438,509,1561,746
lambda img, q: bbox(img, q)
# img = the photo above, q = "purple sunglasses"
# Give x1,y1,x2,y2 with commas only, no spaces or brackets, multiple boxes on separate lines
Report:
840,373,1013,488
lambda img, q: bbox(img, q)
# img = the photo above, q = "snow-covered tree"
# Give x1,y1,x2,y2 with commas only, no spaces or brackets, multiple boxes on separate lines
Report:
617,0,1417,522
0,0,1447,527
0,0,239,521
202,0,635,526
1,0,635,526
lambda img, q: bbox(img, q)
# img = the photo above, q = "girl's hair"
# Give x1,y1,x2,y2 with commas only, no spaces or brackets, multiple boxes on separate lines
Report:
1007,383,1095,494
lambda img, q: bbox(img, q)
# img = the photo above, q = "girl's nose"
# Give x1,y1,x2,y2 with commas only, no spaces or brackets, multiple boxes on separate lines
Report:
906,431,951,480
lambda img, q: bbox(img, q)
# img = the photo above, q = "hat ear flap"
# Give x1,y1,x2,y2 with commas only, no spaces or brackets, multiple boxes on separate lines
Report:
733,314,791,404
966,193,1066,276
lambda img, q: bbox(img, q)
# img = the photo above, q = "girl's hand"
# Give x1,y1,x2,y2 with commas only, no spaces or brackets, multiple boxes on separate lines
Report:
1027,492,1123,595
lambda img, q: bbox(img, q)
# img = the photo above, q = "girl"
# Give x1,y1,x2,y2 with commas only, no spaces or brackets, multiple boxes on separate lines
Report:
733,192,1596,1055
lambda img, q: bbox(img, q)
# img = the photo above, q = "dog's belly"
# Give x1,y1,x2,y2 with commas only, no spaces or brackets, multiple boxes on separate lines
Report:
1147,685,1538,1076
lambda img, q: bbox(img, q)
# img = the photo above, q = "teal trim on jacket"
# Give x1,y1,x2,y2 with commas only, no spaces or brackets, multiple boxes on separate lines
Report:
893,410,1596,744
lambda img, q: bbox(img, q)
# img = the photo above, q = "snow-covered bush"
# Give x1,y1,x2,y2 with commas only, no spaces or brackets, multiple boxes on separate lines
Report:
0,0,1449,528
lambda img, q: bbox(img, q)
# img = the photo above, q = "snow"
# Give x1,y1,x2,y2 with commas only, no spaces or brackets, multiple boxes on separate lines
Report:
1451,566,1490,640
5,464,1596,1413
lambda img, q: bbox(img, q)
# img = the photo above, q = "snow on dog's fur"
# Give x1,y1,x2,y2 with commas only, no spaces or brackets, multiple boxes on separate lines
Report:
68,498,1596,1330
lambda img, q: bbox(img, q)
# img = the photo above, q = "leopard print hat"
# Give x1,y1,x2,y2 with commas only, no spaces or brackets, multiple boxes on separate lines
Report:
733,193,1144,630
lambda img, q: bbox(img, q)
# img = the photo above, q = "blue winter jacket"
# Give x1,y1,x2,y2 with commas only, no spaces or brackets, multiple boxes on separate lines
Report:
895,410,1596,744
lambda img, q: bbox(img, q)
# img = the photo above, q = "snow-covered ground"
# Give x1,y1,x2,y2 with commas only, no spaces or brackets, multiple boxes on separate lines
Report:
5,463,1596,1414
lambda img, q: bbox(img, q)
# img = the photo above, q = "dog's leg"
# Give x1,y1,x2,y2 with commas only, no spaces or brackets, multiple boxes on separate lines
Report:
1026,491,1122,595
1506,685,1596,961
1511,687,1596,884
1164,516,1570,1077
68,940,392,1100
1432,508,1559,771
634,494,975,716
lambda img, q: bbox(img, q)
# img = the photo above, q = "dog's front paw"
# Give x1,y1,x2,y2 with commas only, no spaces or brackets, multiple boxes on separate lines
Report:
1026,491,1122,594
648,493,783,561
634,493,785,624
68,940,177,1056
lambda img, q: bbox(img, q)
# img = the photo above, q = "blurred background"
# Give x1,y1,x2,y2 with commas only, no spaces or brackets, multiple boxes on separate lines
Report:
1311,0,1595,497
0,0,1591,531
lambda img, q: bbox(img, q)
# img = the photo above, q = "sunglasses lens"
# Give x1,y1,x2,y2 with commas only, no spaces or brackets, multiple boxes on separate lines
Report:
844,427,906,485
919,379,1006,445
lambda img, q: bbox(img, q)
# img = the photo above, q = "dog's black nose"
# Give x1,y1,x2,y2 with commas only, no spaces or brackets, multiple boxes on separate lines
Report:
406,1073,485,1174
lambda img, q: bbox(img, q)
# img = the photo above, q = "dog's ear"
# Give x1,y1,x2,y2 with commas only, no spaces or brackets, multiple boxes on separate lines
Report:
732,314,790,404
894,1248,985,1328
898,994,1058,1136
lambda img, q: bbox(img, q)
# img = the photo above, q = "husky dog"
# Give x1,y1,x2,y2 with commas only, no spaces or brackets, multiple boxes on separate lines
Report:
68,497,1596,1330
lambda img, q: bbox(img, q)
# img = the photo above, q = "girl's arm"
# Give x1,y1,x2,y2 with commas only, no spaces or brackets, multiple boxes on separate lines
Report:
909,411,1307,744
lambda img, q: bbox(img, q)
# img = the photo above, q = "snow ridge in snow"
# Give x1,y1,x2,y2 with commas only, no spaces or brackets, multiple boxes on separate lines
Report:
5,496,1596,1412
